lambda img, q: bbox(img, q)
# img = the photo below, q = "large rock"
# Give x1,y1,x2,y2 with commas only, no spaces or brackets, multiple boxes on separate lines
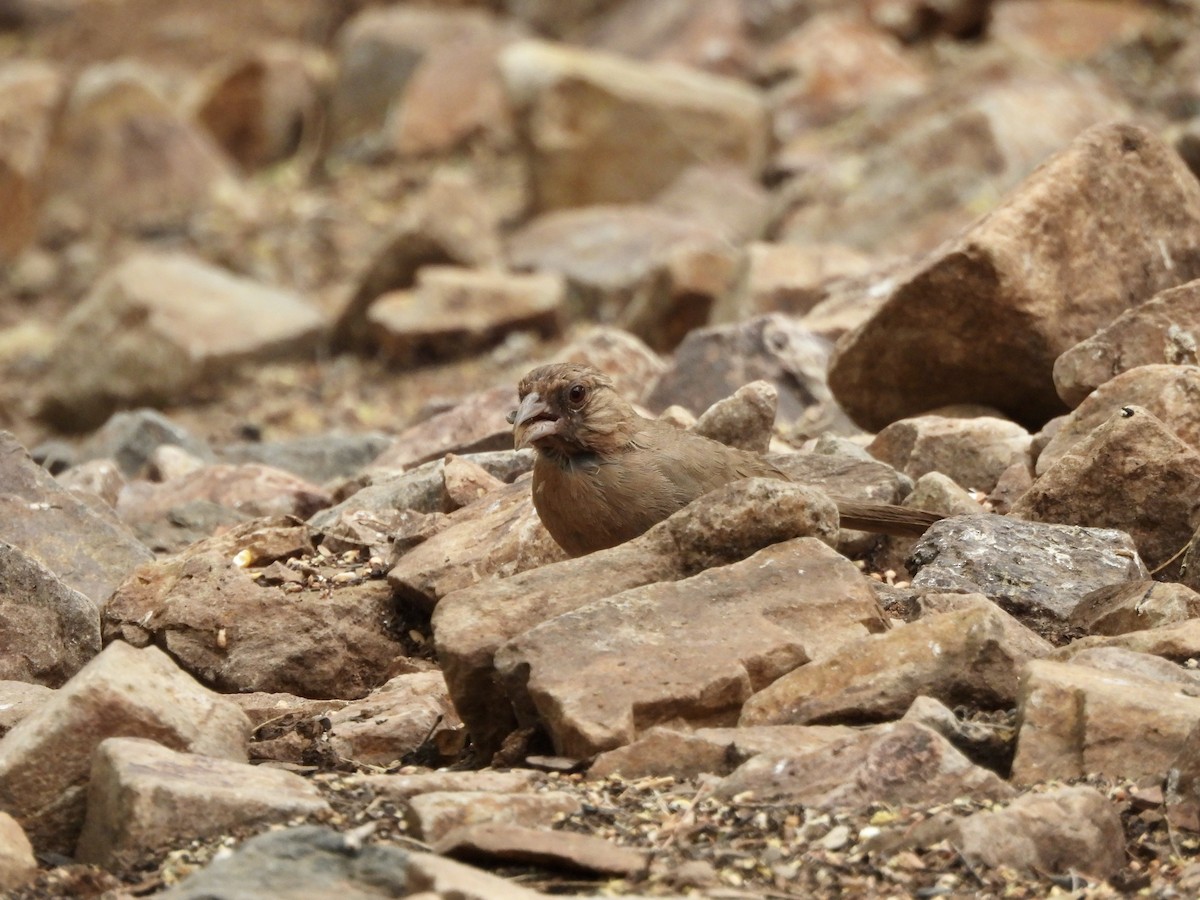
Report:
75,737,330,869
0,642,251,854
103,519,404,699
909,515,1147,624
493,537,885,757
0,431,153,610
500,39,768,210
1054,279,1200,407
1012,659,1200,784
1012,406,1200,570
42,61,233,234
827,123,1200,431
434,478,841,756
740,602,1051,726
0,541,101,687
38,252,327,431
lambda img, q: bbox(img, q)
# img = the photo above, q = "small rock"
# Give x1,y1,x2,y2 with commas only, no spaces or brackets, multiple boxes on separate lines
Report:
1069,580,1200,636
0,811,36,893
56,458,125,507
442,453,505,511
435,824,647,877
867,414,1031,494
404,790,581,843
692,380,777,453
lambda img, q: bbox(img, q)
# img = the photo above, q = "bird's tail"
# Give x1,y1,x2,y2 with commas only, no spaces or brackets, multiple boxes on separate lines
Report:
832,501,946,538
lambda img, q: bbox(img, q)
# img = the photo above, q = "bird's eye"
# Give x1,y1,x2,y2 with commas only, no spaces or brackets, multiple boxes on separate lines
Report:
567,383,588,406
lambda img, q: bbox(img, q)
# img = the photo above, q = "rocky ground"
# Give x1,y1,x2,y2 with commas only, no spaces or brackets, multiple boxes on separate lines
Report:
6,0,1200,897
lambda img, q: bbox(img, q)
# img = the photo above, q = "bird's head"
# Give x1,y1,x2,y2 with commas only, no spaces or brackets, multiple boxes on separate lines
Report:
508,363,637,460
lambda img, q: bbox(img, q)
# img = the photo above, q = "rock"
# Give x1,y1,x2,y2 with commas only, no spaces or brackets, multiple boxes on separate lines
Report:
1069,580,1200,636
740,602,1051,726
1053,618,1200,663
0,641,250,854
348,450,533,512
387,23,519,156
433,478,841,756
1011,659,1200,784
194,43,321,170
827,123,1200,431
908,515,1147,624
326,671,463,768
692,381,777,453
1054,279,1200,407
38,252,327,431
587,0,751,76
117,462,332,549
366,387,515,474
328,5,502,151
0,681,53,737
146,445,209,483
952,786,1125,879
653,164,770,245
157,824,549,900
103,519,404,699
388,480,567,612
505,204,729,330
435,824,647,877
553,327,665,402
404,790,581,844
988,459,1034,514
1037,365,1200,474
1012,406,1200,570
75,408,213,476
0,431,153,610
0,811,36,894
713,721,1013,809
763,12,928,137
219,433,394,484
589,724,856,780
75,737,331,869
991,0,1152,62
867,414,1031,494
899,695,1013,769
643,314,848,437
716,241,876,324
499,39,768,210
0,60,62,260
368,267,565,367
333,171,503,352
42,61,232,234
493,537,885,758
0,541,101,687
1062,646,1200,688
1168,721,1200,832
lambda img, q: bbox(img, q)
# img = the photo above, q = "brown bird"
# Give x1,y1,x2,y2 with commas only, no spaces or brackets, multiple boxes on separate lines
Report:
508,363,943,557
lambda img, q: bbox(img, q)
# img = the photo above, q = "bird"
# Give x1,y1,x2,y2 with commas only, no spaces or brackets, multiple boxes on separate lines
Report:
507,362,944,557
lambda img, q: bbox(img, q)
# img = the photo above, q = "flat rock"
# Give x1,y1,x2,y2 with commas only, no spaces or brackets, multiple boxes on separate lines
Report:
827,123,1200,431
1037,365,1200,474
75,737,330,869
589,724,856,779
157,824,549,900
403,790,581,844
908,515,1147,624
369,267,564,368
713,721,1013,809
493,537,885,757
388,480,567,613
867,414,1031,494
1062,646,1200,688
0,541,100,687
499,39,768,210
434,479,841,756
1054,278,1200,406
0,431,153,610
435,823,647,877
356,769,545,803
740,602,1051,726
103,519,404,699
326,671,463,768
1052,618,1200,662
1013,406,1200,570
38,252,327,430
0,641,251,854
952,786,1125,879
1012,659,1200,784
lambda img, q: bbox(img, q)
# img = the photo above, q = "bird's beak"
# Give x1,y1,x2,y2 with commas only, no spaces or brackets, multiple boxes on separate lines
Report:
509,392,560,449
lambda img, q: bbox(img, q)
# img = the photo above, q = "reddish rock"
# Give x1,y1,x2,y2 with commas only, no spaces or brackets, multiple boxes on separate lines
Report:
828,123,1200,430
